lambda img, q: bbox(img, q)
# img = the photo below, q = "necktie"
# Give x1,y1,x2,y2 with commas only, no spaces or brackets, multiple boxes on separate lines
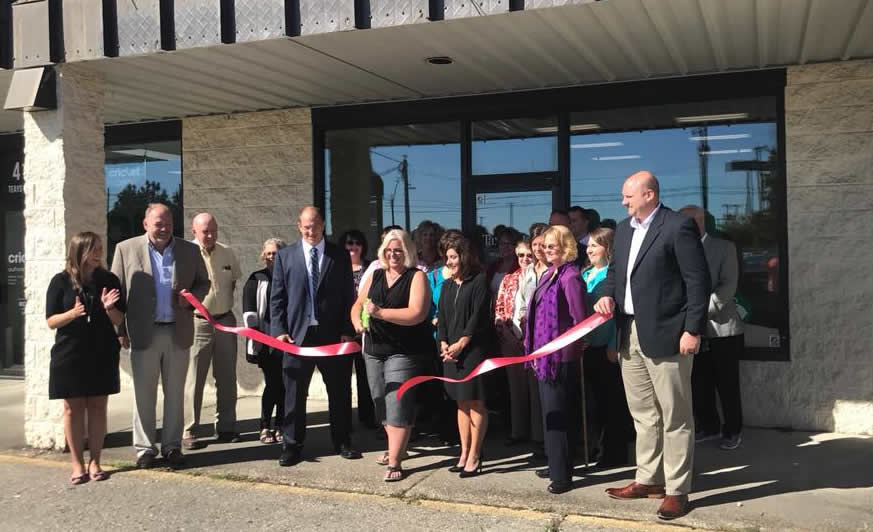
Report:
310,246,320,295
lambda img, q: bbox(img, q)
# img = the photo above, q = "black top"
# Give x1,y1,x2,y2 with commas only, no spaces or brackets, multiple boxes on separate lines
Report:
45,269,126,399
365,268,433,357
243,267,272,327
437,272,490,364
352,259,371,293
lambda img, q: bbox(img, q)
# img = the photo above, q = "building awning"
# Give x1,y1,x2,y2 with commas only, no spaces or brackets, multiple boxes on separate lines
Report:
0,0,871,131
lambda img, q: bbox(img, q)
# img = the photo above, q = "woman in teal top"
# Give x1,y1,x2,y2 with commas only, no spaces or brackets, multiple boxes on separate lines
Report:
581,228,634,468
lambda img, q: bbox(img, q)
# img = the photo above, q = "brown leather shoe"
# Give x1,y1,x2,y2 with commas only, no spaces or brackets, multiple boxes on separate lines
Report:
657,495,690,520
605,481,666,500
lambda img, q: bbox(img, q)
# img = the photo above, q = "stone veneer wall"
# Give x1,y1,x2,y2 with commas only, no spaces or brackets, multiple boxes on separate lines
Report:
23,65,106,449
181,109,314,397
742,58,873,435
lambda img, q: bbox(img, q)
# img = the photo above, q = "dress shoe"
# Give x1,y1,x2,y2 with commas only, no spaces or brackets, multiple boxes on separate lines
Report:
135,453,155,469
164,449,185,470
182,436,206,450
657,495,690,520
338,444,362,460
216,432,242,444
279,445,302,467
534,468,551,479
458,457,483,478
547,481,572,494
605,481,666,500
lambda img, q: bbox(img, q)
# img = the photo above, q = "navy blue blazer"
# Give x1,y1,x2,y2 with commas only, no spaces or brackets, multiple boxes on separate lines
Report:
269,239,355,345
601,206,710,358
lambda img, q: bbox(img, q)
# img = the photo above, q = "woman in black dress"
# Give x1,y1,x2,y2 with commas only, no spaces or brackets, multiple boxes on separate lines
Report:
438,232,490,477
243,238,286,444
45,232,125,485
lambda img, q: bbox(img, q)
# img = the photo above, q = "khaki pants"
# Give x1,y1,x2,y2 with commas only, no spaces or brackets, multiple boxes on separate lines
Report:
619,318,695,495
130,326,190,457
185,314,238,437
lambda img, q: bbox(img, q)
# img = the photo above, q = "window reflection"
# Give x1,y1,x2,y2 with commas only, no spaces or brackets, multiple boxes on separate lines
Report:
105,140,182,263
324,123,461,250
570,99,784,353
472,117,557,175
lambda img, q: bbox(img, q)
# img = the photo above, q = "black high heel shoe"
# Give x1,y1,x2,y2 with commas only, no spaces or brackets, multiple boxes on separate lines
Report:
458,453,484,478
447,463,464,473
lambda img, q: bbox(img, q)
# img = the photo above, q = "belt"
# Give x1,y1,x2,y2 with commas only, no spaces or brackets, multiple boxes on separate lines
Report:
154,321,175,326
196,311,229,320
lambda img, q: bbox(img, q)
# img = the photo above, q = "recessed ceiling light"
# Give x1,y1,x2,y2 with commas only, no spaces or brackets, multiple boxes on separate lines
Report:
572,142,624,149
689,134,750,141
533,124,601,134
592,155,641,161
425,56,454,65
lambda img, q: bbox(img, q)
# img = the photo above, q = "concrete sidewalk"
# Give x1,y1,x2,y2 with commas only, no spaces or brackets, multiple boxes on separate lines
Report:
2,379,872,531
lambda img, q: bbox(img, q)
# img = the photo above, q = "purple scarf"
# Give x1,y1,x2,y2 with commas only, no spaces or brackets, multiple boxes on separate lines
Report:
525,263,567,381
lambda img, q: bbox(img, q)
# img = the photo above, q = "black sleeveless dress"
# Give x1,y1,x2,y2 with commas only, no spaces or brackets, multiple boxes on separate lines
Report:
365,268,433,357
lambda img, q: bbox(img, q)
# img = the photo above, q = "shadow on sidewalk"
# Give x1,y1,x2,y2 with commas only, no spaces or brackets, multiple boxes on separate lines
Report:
690,430,873,509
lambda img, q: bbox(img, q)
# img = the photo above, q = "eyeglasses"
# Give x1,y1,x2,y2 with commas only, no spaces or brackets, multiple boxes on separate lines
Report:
385,248,404,255
544,244,561,251
345,240,362,247
516,252,533,259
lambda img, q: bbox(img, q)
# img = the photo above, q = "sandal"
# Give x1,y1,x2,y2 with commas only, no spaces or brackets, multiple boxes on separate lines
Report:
90,470,109,481
376,451,409,466
70,473,89,486
273,430,283,444
259,429,276,444
383,465,405,482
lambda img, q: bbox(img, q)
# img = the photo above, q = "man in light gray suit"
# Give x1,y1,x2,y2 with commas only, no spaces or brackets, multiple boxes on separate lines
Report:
111,203,210,469
680,206,744,451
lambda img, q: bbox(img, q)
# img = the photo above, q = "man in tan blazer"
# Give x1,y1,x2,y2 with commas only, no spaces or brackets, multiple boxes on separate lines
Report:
111,203,210,468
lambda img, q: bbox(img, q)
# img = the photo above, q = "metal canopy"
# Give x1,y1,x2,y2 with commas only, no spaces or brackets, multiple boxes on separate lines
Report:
0,0,871,132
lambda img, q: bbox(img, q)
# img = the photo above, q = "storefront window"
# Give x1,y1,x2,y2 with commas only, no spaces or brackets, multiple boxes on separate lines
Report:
1,134,23,370
324,122,461,249
570,98,785,356
472,117,557,175
105,138,182,263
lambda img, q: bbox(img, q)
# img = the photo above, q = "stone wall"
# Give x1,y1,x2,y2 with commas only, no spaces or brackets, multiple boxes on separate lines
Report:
742,59,873,435
23,65,106,449
181,109,313,396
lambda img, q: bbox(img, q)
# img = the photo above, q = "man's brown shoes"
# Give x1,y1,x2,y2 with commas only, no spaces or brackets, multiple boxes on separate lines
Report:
605,481,666,500
657,495,690,520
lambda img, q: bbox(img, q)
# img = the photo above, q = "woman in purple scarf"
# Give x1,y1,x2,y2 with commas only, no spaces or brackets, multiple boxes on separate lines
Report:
524,224,588,494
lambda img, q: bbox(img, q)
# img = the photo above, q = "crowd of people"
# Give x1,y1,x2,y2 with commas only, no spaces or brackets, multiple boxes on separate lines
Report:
44,170,746,521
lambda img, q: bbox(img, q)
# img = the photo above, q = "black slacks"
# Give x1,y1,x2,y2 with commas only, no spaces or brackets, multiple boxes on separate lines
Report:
353,353,376,427
692,334,744,438
282,326,354,450
539,360,581,484
259,349,285,430
583,345,634,465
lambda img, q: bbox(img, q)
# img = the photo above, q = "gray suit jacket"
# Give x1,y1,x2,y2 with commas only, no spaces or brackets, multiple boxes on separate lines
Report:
111,234,211,350
703,234,743,338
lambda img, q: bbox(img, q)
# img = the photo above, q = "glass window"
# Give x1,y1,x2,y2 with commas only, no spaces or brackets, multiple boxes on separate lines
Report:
1,134,24,370
324,122,461,253
570,98,785,355
105,140,182,262
472,117,557,175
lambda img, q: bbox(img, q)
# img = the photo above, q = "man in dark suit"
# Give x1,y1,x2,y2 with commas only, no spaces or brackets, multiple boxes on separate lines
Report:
270,206,361,466
594,171,710,520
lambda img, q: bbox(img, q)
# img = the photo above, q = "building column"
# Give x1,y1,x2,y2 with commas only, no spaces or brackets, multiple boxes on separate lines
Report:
23,64,105,449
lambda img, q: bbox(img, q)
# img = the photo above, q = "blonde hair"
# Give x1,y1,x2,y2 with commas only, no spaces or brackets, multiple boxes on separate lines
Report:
260,237,287,263
543,225,578,263
378,229,418,270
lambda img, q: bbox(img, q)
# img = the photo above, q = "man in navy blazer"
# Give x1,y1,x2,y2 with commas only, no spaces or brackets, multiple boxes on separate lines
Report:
594,171,710,520
270,206,360,466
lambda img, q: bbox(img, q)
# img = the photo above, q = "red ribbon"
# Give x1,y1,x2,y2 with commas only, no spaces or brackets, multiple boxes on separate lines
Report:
181,291,361,357
396,312,612,399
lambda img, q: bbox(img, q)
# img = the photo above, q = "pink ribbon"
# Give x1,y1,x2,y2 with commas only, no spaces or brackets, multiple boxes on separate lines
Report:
181,291,361,357
396,312,612,399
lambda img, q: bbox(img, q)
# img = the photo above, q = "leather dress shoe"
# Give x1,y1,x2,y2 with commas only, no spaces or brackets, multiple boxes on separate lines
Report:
534,468,551,479
279,445,302,467
605,481,666,500
547,480,572,494
657,494,690,520
135,453,155,469
338,444,362,460
164,449,185,470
